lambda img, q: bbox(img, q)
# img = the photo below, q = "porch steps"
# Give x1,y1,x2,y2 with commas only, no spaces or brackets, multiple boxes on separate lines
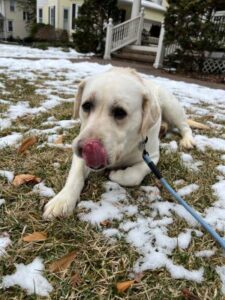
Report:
112,45,157,63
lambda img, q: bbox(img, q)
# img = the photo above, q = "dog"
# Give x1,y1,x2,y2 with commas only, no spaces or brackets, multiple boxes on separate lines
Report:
43,67,195,220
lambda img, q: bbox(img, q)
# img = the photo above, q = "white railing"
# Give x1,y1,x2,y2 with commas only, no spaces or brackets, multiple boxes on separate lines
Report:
104,8,144,59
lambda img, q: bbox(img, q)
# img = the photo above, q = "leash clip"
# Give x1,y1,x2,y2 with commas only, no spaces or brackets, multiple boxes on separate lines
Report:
138,136,148,152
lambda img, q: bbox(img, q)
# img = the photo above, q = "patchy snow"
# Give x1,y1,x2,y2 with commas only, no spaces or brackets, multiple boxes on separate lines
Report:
161,140,178,153
1,48,225,292
217,165,225,177
180,152,203,172
0,199,5,206
177,230,192,249
2,257,53,296
195,249,216,258
0,44,92,59
195,135,225,152
33,182,55,198
0,133,23,149
0,233,11,257
79,182,202,282
177,184,199,197
0,170,14,183
216,266,225,295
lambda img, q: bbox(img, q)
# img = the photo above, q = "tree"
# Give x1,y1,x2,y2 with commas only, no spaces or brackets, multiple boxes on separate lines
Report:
73,0,119,53
164,0,225,72
17,0,36,28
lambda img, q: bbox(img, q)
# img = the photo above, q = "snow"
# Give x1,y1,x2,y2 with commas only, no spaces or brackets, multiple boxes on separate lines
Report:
0,170,14,183
217,165,225,176
195,249,216,257
1,44,225,293
0,133,23,149
2,257,53,296
0,233,11,257
195,135,225,152
33,182,55,198
180,152,203,172
0,199,5,206
216,266,225,295
177,184,199,197
0,44,92,59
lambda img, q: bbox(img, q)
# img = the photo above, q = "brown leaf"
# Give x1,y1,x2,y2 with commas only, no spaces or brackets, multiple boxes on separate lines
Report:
18,136,37,154
48,251,77,273
187,119,210,130
12,174,41,187
22,231,47,242
134,272,144,283
116,280,135,293
100,220,112,227
71,273,82,287
182,288,200,300
54,135,64,144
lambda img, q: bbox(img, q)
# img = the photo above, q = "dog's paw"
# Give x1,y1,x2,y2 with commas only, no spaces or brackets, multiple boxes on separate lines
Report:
180,135,196,149
109,168,143,187
43,190,77,220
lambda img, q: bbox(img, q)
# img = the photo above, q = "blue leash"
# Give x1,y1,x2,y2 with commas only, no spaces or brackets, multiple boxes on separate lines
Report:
142,147,225,251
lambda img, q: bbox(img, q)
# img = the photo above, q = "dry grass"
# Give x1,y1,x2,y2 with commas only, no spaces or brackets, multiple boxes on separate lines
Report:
1,76,225,300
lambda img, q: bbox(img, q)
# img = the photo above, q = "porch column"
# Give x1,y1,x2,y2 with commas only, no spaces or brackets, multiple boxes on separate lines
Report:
131,0,141,19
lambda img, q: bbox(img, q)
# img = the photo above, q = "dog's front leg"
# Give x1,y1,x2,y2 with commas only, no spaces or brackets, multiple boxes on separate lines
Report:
109,160,155,187
43,154,89,220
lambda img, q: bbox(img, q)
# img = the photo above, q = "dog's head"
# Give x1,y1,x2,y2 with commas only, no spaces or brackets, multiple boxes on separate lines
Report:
72,68,160,170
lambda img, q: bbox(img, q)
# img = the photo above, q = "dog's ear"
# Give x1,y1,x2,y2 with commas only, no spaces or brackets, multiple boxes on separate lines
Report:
73,80,85,119
140,90,161,137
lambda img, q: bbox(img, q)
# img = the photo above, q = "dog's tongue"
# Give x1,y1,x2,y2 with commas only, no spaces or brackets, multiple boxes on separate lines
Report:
82,139,107,169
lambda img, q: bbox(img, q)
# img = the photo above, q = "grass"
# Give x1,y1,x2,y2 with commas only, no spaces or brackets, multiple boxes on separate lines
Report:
1,73,225,300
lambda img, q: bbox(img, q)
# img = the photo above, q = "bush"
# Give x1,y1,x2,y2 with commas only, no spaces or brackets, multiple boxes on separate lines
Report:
29,23,69,46
164,0,225,72
72,0,119,54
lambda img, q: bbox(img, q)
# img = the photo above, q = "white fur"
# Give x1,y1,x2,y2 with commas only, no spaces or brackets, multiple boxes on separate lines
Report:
43,68,195,220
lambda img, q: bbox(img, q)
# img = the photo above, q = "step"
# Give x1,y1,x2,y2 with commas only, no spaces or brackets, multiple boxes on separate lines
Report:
112,51,156,63
124,45,158,55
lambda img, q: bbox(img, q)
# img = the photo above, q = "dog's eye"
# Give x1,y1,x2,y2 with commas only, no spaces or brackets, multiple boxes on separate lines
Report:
82,101,93,113
112,107,127,120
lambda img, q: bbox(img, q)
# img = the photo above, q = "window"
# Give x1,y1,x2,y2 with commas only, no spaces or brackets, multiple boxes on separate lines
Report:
10,0,15,12
8,20,13,32
63,8,69,30
39,8,43,23
71,3,80,29
48,6,55,27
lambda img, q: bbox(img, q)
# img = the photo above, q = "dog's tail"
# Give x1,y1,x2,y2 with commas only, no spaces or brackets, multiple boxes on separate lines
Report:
187,119,210,130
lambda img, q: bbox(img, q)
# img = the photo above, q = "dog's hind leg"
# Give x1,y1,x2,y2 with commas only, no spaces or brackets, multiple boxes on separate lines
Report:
158,88,195,149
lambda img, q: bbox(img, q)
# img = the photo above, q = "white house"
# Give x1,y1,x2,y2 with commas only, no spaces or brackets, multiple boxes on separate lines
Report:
0,0,29,40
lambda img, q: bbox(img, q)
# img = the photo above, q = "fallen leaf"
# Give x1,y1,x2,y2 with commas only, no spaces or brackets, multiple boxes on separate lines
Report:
54,135,64,144
22,231,47,242
71,273,82,287
12,174,41,187
134,272,144,283
182,288,200,300
100,220,112,227
116,280,135,293
48,251,77,273
187,119,210,130
17,136,37,154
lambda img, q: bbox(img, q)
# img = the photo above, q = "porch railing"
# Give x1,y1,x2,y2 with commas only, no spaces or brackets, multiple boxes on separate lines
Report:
104,8,144,59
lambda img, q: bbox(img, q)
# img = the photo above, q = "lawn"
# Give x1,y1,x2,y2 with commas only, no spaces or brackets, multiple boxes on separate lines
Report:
1,45,225,299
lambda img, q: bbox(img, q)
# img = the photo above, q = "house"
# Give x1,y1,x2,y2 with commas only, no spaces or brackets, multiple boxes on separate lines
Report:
36,0,168,40
0,0,29,40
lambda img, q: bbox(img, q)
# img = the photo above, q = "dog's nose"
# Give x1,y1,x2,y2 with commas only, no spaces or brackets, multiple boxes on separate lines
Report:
81,138,108,169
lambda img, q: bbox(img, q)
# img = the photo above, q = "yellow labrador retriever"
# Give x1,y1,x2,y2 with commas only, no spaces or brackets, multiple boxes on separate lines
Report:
43,68,195,219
